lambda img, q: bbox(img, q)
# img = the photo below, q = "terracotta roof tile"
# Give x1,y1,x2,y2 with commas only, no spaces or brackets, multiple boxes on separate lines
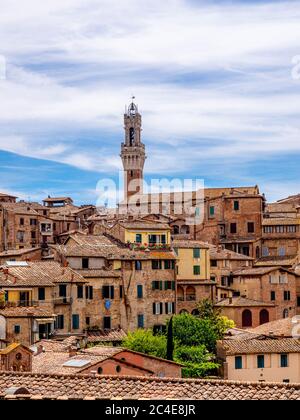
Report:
215,296,275,308
220,337,300,355
0,372,299,400
0,261,85,287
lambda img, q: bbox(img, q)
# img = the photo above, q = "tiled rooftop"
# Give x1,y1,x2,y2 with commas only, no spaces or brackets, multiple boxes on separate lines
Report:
221,337,300,355
0,372,299,400
215,296,275,308
0,261,86,287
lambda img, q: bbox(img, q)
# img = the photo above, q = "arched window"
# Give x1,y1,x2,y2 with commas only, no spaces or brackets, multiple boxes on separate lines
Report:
259,309,269,325
191,309,200,317
179,309,189,315
177,286,184,302
283,309,289,319
98,367,103,374
242,309,252,327
186,286,196,301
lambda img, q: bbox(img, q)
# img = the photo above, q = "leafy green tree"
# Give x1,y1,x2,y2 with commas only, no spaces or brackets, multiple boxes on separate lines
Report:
122,329,167,359
171,313,219,352
174,345,219,378
197,299,235,341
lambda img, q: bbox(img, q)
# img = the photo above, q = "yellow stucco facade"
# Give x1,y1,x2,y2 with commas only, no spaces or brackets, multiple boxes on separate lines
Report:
175,247,210,281
125,229,171,246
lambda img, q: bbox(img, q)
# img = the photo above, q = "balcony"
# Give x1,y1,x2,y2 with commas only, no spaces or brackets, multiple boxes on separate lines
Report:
0,300,38,308
186,295,196,302
54,297,73,305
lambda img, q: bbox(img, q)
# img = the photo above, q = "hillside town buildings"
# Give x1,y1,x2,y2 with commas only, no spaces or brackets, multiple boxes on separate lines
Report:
0,99,299,392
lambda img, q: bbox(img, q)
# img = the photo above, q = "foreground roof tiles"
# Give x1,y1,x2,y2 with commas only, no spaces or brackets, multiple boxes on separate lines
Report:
0,372,299,400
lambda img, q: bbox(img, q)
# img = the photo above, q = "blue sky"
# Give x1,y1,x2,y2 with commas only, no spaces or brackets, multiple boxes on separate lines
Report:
0,0,300,204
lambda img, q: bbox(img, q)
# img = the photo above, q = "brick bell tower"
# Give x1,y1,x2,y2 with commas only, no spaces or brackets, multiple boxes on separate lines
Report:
121,98,146,202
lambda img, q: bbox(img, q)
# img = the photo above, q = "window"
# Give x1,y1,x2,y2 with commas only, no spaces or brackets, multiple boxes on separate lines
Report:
120,285,123,299
116,365,121,373
209,206,215,217
20,218,24,226
161,235,166,245
104,316,111,330
82,258,89,269
38,287,45,301
279,274,288,284
137,314,144,328
297,296,300,307
30,219,37,226
148,234,158,245
56,315,64,330
281,354,288,368
257,355,265,369
193,265,201,275
248,222,255,234
98,367,103,374
14,325,21,334
270,291,276,301
284,291,291,301
137,285,143,299
86,317,90,327
59,284,67,297
136,234,142,243
152,260,162,270
102,285,114,299
221,277,229,287
17,231,25,243
152,281,163,290
278,247,286,257
234,201,239,211
77,285,83,299
72,315,80,330
153,302,163,315
86,286,93,300
211,260,218,267
235,356,242,370
269,275,278,284
164,281,175,290
262,247,269,257
193,248,201,259
31,231,36,240
164,260,171,269
165,302,175,315
135,261,142,271
230,223,237,234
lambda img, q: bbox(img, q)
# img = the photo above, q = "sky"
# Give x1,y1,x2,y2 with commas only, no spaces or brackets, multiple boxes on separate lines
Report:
0,0,300,204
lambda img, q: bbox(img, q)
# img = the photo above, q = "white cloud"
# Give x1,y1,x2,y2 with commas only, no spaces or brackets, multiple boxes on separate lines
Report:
0,0,299,200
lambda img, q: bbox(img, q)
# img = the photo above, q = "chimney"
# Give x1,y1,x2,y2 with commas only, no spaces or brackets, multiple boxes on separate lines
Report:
36,345,45,355
68,346,77,357
3,268,8,275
